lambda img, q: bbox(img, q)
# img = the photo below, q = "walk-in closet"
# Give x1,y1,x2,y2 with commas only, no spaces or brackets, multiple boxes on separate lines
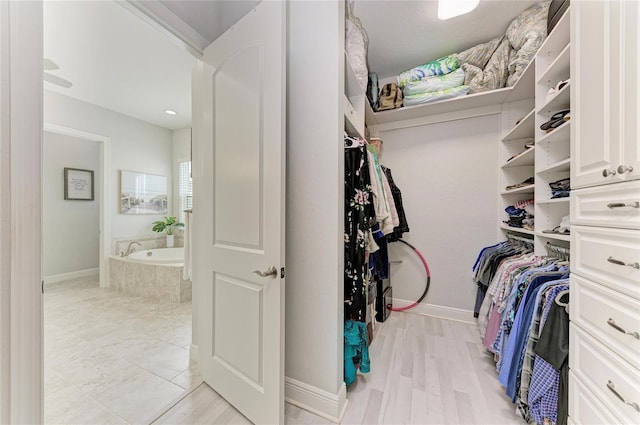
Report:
337,0,639,424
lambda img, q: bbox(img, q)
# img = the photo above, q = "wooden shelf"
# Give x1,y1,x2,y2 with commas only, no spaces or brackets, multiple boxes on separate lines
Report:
537,43,570,87
503,58,536,103
502,147,535,168
501,184,535,195
537,120,570,145
502,109,535,142
501,224,535,236
537,158,570,174
537,82,570,113
536,231,570,242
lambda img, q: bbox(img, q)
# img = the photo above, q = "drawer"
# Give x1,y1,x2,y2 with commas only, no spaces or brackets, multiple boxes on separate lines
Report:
570,324,640,424
571,180,640,230
569,371,624,425
570,275,640,370
571,225,640,300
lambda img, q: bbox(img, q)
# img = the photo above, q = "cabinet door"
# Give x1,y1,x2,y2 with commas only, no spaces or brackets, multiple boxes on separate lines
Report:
620,0,639,182
571,0,622,189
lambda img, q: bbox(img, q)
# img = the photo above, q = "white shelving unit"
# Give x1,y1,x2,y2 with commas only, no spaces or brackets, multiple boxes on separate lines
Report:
344,52,365,138
498,7,571,254
534,8,571,254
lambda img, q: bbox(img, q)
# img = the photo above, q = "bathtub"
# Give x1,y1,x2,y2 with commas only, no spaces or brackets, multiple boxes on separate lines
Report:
128,247,184,265
109,247,191,303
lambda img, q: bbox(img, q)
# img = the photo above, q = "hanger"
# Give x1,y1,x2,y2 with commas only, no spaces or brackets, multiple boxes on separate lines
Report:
555,289,570,314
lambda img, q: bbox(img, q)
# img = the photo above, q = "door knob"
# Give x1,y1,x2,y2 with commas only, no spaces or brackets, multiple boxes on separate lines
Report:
602,168,617,177
617,165,634,174
253,266,278,278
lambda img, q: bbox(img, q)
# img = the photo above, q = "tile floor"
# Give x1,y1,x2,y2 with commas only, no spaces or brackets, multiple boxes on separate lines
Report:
44,276,200,425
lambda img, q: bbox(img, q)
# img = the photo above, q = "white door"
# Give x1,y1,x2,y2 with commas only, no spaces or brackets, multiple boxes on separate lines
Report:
191,1,285,424
620,0,639,182
571,0,626,189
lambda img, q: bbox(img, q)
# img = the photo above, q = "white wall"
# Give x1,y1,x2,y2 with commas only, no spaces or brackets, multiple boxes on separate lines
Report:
378,114,501,314
285,0,346,419
44,91,173,241
43,132,99,277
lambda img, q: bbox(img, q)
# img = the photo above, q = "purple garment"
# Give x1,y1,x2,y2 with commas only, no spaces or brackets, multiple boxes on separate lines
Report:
483,306,502,350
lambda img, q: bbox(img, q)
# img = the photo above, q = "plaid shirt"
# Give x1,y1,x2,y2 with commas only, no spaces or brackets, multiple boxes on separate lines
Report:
528,284,570,424
519,278,569,405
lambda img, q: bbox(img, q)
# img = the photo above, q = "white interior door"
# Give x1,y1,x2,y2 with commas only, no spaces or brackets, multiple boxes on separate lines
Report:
191,2,285,424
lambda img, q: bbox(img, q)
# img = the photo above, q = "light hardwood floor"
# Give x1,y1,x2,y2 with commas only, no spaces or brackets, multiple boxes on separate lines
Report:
156,312,523,425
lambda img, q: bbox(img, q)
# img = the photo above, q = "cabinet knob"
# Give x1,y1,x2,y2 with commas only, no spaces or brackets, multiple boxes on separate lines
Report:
617,165,634,174
602,168,617,177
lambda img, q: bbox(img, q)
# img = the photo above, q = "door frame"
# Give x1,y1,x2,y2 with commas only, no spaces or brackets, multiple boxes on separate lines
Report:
43,124,112,288
0,0,44,423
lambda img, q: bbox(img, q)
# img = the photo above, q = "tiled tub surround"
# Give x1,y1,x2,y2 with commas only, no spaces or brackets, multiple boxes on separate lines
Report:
111,234,184,257
109,252,191,303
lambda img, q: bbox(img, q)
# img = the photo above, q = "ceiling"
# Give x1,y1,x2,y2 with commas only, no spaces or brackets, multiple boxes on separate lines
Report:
43,0,540,130
355,0,540,79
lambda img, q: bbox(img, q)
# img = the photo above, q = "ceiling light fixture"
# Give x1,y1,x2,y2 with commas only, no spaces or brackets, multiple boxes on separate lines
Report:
438,0,479,20
164,109,177,116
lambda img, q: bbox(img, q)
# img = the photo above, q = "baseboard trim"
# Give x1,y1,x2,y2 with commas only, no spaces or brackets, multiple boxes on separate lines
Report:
43,268,99,285
391,298,475,324
285,377,347,423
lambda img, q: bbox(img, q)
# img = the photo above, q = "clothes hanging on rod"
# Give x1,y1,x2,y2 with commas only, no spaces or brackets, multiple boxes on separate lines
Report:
473,238,571,425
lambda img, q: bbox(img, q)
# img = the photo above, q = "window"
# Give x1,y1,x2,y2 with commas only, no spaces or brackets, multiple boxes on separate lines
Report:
178,160,192,224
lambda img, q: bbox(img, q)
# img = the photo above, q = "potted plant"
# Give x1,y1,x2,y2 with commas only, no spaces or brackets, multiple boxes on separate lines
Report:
152,216,184,248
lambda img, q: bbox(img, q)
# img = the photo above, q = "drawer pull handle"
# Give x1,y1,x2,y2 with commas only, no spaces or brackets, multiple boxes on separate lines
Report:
607,202,640,209
617,165,634,174
607,318,640,340
602,168,617,177
607,380,640,412
607,256,640,269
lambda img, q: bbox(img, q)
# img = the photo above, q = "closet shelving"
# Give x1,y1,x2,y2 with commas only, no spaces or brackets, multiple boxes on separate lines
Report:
501,185,535,196
500,224,535,236
502,146,535,168
364,56,535,126
344,52,366,138
534,7,571,254
502,108,535,142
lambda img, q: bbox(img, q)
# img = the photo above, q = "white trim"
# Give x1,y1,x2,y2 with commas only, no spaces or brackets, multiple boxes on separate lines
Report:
369,105,501,135
284,377,347,424
0,1,43,422
44,124,112,289
43,268,99,285
391,298,476,324
120,1,205,58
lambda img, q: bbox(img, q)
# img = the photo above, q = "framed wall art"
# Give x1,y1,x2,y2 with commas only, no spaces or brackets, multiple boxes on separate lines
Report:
119,170,168,215
64,167,94,201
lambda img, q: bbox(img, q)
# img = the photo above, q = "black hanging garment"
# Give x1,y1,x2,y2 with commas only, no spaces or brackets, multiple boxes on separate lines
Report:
344,139,376,322
382,166,410,242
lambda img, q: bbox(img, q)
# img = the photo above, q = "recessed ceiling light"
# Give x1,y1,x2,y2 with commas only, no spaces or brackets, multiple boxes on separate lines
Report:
164,109,177,116
438,0,479,20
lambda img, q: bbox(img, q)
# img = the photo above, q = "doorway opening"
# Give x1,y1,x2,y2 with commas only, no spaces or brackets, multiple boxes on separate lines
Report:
42,1,200,423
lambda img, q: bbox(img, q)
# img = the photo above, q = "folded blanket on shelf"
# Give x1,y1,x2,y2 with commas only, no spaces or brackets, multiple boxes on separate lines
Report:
397,55,459,88
402,68,466,96
403,85,470,107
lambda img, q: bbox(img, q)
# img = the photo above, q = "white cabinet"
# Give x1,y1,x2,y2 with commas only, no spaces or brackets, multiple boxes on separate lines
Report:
571,0,639,189
569,3,640,424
